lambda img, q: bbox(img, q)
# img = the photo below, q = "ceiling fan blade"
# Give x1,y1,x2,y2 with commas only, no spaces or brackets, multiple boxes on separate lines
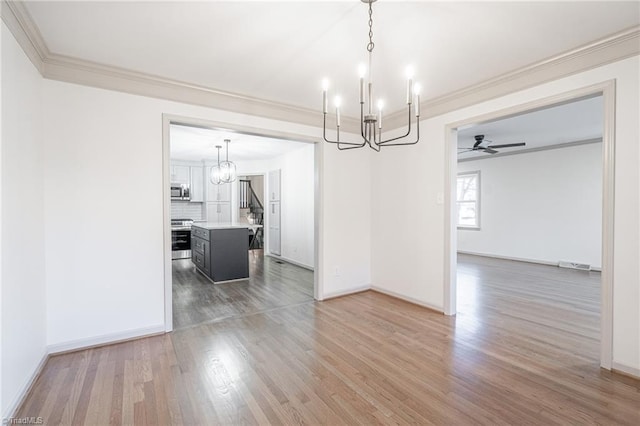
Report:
483,148,498,154
489,143,526,149
458,149,474,154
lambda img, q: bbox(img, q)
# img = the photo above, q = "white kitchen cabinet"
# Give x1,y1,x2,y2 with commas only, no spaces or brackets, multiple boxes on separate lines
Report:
268,228,281,256
190,166,204,202
268,169,281,201
206,202,231,223
206,181,231,202
268,201,281,255
170,165,190,185
268,202,281,228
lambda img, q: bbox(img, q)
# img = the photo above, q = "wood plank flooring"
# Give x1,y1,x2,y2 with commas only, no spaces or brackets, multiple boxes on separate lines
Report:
172,250,314,329
17,255,640,425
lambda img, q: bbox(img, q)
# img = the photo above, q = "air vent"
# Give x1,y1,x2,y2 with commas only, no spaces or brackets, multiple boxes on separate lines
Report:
558,261,591,271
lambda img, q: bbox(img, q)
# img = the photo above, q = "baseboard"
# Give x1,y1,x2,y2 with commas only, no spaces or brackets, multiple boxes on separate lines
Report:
371,286,444,314
611,361,640,379
457,251,602,271
320,285,371,301
47,324,166,355
265,253,314,271
3,348,49,421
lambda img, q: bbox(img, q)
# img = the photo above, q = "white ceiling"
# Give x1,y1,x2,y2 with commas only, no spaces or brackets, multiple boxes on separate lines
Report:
23,1,640,117
170,124,310,162
457,95,603,159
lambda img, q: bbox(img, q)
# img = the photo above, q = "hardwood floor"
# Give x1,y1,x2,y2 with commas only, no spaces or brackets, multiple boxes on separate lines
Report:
17,255,639,425
172,250,314,329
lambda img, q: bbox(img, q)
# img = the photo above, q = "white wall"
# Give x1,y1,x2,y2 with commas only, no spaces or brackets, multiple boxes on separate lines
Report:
1,23,46,417
371,55,640,373
458,143,602,268
232,144,315,269
269,144,315,268
42,78,371,348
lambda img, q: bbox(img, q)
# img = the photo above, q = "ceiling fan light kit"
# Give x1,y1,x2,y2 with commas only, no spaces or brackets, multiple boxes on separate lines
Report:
321,0,420,151
210,139,237,184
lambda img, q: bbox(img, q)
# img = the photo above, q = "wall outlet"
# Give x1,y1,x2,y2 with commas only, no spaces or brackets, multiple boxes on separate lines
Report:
334,267,340,277
436,192,445,205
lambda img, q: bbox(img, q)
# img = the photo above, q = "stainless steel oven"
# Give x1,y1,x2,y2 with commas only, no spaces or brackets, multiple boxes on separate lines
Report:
171,219,193,260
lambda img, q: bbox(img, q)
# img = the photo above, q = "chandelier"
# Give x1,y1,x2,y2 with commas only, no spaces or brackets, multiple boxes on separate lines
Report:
322,0,420,151
210,139,237,184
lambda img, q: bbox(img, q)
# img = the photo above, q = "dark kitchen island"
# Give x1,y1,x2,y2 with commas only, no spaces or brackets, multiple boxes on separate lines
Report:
190,223,250,283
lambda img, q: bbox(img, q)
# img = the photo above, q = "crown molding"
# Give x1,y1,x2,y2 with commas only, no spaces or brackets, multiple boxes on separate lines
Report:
457,137,602,163
41,51,348,129
3,1,639,132
386,25,640,129
1,0,48,73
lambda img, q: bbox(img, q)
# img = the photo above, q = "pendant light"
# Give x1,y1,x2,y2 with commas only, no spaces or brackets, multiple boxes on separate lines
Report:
210,145,223,185
210,139,237,184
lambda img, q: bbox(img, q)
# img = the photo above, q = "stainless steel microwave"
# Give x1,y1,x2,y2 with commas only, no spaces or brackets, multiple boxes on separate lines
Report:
170,183,190,201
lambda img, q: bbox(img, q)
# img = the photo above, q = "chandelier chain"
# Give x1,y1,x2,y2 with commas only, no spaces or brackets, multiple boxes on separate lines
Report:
367,2,374,53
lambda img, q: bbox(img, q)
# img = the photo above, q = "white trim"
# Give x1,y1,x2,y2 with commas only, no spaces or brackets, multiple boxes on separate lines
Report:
444,81,616,370
599,82,615,370
2,2,638,131
47,326,165,355
321,285,371,301
457,251,558,267
611,362,640,379
314,142,324,301
162,116,173,332
371,287,444,313
457,251,602,272
47,325,165,355
163,115,323,331
457,138,603,162
443,126,458,316
265,253,314,271
0,0,46,74
387,26,639,128
2,349,48,421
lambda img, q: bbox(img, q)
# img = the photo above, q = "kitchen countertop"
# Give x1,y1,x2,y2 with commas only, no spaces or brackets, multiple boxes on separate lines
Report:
192,222,264,230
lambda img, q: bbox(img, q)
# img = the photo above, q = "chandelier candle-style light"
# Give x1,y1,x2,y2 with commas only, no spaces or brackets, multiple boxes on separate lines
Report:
322,0,420,151
210,139,237,184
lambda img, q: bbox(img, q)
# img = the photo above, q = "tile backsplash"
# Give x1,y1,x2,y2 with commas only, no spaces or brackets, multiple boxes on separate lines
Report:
171,202,203,220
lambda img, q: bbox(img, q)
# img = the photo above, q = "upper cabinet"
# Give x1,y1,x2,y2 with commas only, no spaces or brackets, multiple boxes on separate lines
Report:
190,166,204,202
206,179,231,202
268,169,281,201
171,165,190,185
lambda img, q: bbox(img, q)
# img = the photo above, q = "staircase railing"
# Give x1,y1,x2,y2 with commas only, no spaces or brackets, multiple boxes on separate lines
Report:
240,179,264,249
239,179,264,222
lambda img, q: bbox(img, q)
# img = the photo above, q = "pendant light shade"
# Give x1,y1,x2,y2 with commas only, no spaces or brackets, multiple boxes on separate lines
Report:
210,145,223,185
210,139,237,184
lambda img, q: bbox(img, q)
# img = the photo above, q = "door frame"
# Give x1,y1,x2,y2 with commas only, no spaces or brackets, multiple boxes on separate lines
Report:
162,114,321,332
443,80,616,369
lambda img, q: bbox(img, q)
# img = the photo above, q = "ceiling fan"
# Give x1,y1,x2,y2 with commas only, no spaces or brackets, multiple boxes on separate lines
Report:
458,135,526,155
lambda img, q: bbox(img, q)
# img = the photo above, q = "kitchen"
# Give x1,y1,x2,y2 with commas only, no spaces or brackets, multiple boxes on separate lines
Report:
169,124,316,329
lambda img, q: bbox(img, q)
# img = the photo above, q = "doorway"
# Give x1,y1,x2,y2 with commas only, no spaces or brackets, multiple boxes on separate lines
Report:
444,81,615,369
162,114,320,331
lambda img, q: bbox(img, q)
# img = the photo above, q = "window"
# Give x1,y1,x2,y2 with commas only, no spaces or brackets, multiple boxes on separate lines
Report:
457,171,480,229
